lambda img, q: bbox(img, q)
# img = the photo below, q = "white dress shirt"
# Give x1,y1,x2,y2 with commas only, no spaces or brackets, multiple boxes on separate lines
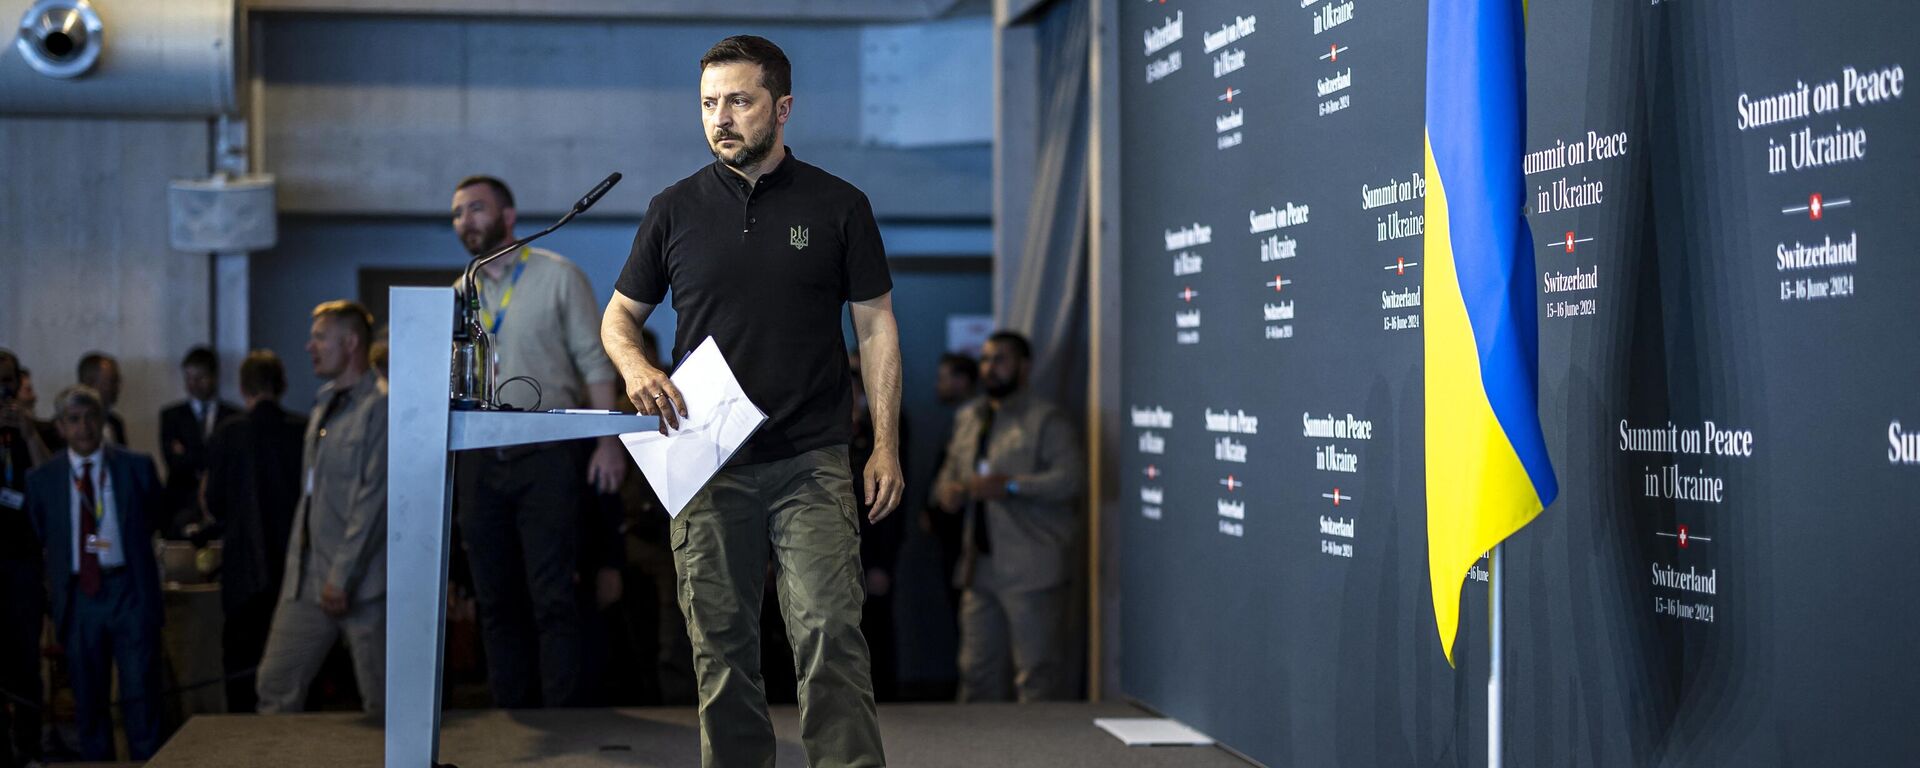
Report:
190,398,218,438
67,449,127,571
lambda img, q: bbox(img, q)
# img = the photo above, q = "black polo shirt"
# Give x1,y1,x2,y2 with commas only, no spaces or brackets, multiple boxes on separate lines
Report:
616,150,892,466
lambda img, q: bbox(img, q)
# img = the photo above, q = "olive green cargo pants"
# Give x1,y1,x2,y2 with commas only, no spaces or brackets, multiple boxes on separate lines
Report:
671,445,884,768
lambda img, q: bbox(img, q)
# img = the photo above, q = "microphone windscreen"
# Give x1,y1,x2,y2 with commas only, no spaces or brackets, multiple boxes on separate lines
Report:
577,172,623,212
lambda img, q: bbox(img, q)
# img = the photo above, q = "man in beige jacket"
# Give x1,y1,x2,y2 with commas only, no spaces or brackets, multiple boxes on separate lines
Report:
933,330,1084,703
256,300,388,714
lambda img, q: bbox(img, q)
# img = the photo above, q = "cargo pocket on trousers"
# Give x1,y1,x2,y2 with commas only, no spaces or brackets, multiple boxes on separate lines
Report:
841,496,869,601
668,516,691,610
839,496,862,539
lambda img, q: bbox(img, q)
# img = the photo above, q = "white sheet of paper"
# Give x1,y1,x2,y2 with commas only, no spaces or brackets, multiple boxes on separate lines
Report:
1092,718,1214,747
618,337,766,518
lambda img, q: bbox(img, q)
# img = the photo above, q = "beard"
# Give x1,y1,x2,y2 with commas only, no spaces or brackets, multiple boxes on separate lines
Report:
460,217,509,257
983,376,1019,399
710,122,778,171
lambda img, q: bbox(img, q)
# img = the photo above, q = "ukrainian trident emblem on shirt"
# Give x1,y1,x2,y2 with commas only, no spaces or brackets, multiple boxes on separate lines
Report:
790,225,809,250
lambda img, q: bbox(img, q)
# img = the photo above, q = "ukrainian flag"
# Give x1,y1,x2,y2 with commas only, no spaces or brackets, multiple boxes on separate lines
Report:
1423,0,1558,665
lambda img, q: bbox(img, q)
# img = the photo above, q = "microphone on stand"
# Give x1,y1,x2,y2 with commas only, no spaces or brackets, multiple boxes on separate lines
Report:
576,172,622,213
452,172,623,410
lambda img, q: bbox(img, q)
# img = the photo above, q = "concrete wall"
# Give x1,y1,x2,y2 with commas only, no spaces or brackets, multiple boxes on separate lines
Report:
256,14,992,220
0,117,212,459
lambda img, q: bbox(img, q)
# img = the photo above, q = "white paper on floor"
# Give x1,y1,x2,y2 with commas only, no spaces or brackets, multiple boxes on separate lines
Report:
1093,717,1214,746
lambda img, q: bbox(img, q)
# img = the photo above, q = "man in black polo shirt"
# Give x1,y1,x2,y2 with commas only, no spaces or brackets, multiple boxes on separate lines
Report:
601,35,902,768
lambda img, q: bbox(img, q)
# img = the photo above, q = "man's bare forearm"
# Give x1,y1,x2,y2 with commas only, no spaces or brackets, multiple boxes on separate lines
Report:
854,305,902,455
600,296,661,381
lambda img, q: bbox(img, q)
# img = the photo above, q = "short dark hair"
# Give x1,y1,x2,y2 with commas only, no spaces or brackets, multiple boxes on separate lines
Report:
238,349,288,399
181,345,218,374
985,331,1032,362
700,35,792,100
456,175,515,209
77,351,114,383
938,352,979,383
312,300,376,358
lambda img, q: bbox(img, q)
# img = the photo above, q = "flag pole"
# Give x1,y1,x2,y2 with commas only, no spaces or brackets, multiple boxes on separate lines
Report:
1488,544,1503,768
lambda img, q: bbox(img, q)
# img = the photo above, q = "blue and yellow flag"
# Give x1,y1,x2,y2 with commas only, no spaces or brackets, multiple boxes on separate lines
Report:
1423,0,1558,665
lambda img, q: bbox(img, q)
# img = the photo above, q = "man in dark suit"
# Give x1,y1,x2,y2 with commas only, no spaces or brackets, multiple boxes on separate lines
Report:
0,351,51,768
26,385,165,760
203,350,305,713
75,353,126,447
159,346,240,536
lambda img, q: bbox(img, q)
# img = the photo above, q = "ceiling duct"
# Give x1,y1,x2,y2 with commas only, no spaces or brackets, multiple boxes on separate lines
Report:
1,0,237,116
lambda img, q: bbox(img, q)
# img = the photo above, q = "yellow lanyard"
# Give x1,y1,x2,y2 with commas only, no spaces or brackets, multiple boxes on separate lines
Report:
483,247,532,334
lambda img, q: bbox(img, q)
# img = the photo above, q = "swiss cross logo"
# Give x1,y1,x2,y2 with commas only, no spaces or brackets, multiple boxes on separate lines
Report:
1144,465,1160,480
1782,193,1845,220
1657,523,1708,549
1565,231,1576,253
790,225,809,250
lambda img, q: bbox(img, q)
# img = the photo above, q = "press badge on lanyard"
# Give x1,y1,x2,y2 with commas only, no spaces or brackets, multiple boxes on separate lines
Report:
485,247,532,335
75,468,113,555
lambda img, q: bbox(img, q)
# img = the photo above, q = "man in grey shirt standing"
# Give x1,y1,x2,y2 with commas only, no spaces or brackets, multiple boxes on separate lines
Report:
256,300,388,714
450,174,626,707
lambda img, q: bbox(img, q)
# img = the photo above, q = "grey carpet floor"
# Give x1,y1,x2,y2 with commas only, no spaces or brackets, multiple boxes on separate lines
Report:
147,701,1247,767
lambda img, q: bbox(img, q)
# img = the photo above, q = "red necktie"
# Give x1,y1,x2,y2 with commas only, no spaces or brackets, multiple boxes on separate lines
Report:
76,460,102,596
